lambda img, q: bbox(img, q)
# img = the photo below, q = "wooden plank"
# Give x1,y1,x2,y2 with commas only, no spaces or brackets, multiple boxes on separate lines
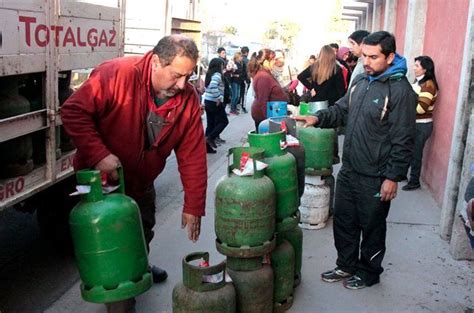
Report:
124,45,152,55
125,28,162,45
0,0,44,12
0,166,48,209
60,1,120,21
0,110,48,143
0,150,75,210
0,55,47,76
171,18,201,32
58,51,121,70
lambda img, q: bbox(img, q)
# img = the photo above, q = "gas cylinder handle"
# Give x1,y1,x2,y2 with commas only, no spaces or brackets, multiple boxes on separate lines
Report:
251,157,259,179
182,252,226,292
227,147,265,179
117,166,125,194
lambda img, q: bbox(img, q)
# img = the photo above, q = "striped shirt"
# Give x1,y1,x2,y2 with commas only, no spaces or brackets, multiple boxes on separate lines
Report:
412,78,437,122
204,72,224,103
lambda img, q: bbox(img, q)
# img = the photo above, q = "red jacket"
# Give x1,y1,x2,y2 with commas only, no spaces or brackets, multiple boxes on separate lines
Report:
61,52,207,216
251,69,289,124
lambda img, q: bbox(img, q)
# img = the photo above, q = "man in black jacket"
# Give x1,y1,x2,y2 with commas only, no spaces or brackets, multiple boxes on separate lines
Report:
295,31,417,289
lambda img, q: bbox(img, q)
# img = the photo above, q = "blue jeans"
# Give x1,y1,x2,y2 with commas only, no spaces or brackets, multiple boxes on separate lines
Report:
230,82,241,112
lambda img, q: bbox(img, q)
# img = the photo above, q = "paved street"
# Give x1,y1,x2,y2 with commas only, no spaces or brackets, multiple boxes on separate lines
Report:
1,111,473,312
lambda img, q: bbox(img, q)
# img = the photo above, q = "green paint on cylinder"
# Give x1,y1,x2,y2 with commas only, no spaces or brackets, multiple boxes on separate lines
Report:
215,147,276,250
271,237,295,306
69,169,152,303
248,131,299,220
280,225,303,287
227,263,273,313
298,127,335,173
173,252,236,313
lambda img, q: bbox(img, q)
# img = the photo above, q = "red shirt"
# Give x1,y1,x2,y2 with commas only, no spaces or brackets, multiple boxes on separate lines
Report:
61,52,207,216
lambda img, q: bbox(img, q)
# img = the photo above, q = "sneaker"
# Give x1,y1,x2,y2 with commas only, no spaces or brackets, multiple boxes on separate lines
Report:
402,181,420,191
321,268,352,282
242,108,248,113
150,265,168,283
206,137,217,149
343,275,366,290
215,137,226,144
229,111,239,115
206,143,217,154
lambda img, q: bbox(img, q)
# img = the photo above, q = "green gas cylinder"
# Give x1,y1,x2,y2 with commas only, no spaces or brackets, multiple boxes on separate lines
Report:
268,117,305,202
248,131,299,222
298,101,335,176
298,127,335,176
0,76,34,178
69,169,152,303
226,257,273,313
286,145,305,201
271,236,295,312
280,225,303,287
215,147,276,258
173,252,236,313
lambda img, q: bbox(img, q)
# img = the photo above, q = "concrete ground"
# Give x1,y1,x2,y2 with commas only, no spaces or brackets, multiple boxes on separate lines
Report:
46,111,473,313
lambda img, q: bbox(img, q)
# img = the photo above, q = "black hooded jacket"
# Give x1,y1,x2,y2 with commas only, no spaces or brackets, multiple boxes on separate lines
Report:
315,54,417,181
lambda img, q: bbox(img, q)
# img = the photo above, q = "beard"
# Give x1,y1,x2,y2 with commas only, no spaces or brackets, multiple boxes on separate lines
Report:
160,87,182,98
364,66,382,76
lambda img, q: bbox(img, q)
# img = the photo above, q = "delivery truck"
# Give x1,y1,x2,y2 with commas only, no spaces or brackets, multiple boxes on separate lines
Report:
0,0,201,244
0,0,125,241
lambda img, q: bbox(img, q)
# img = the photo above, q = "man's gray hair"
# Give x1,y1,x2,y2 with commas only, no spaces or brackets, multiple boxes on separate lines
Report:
153,35,199,66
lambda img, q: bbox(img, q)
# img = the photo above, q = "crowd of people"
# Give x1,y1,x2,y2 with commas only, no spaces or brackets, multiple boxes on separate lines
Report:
200,33,372,153
59,28,452,311
188,30,445,292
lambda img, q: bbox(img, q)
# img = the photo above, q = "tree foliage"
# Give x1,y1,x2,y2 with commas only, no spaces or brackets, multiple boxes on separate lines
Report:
222,25,238,35
262,20,300,49
328,0,352,33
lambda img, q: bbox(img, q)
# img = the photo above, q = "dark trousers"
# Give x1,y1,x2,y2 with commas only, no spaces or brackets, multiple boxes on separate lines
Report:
205,99,229,140
239,81,247,109
106,187,156,313
135,186,157,251
333,167,391,285
409,122,433,184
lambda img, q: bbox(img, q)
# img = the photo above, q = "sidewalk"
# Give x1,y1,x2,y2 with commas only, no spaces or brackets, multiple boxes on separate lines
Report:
47,112,473,313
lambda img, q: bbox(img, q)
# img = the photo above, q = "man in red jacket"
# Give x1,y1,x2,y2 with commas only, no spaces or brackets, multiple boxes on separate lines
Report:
61,35,207,311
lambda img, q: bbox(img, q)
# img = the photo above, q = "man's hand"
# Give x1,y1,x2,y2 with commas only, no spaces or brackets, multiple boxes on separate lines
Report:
380,179,398,202
95,154,121,181
292,115,319,128
181,212,201,242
